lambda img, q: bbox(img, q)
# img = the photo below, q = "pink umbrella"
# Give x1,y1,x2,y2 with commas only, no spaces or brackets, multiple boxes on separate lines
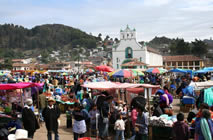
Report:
95,65,114,72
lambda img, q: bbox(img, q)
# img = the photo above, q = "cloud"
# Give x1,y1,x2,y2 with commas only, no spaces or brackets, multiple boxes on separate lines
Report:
143,0,172,6
0,0,212,41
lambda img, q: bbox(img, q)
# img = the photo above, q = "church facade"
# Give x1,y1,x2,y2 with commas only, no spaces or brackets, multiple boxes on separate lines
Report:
112,25,163,70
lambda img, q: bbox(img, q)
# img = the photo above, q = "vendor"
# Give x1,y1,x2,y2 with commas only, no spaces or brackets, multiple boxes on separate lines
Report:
156,89,170,113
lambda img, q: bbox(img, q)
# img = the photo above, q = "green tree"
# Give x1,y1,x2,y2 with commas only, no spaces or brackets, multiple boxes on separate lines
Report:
98,33,102,41
41,50,49,64
191,39,208,57
169,38,191,55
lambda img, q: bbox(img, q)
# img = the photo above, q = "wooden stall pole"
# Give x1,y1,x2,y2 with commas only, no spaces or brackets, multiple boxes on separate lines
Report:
117,89,120,101
125,89,131,138
147,88,152,140
36,87,40,121
147,88,151,117
21,89,24,108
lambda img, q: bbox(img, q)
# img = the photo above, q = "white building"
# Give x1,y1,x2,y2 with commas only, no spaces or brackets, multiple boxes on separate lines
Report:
112,25,163,69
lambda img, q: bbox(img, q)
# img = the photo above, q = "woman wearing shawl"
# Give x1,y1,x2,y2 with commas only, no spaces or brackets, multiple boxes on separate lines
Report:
156,90,169,108
195,109,213,140
163,86,173,105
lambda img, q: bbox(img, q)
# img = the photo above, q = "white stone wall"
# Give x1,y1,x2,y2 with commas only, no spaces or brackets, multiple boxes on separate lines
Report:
113,26,163,69
147,52,163,66
113,39,147,69
112,51,124,69
116,39,143,51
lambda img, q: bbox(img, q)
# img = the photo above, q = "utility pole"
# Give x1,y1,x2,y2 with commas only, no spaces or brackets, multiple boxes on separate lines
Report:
77,45,80,74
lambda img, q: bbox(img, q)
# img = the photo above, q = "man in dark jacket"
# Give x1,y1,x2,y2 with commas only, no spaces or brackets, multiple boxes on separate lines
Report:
22,99,39,138
42,97,60,140
98,95,113,140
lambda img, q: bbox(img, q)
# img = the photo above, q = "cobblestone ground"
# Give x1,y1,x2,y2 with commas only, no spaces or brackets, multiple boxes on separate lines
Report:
34,98,181,140
34,114,74,140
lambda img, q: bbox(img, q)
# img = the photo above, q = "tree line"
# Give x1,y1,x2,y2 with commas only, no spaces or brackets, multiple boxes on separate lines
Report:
0,24,98,59
146,36,210,57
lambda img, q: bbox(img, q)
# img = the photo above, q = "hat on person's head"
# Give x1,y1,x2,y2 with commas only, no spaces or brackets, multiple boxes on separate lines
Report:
48,97,55,102
25,99,33,106
8,129,32,140
156,89,165,95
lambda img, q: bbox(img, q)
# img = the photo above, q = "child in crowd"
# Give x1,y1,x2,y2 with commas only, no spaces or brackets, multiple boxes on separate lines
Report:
89,105,99,136
135,105,148,140
114,114,125,140
172,112,190,140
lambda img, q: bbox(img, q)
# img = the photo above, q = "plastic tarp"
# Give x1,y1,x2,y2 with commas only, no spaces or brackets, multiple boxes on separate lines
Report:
126,88,144,94
204,67,213,71
182,86,195,97
82,81,160,90
194,69,209,74
0,82,44,90
169,68,191,73
190,81,213,90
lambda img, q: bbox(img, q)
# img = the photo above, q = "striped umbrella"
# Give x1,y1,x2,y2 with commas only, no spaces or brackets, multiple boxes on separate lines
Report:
111,69,133,78
146,68,167,74
129,69,144,77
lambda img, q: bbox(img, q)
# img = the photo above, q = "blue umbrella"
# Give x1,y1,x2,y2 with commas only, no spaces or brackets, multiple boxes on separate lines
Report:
169,68,188,73
203,67,213,71
194,69,209,74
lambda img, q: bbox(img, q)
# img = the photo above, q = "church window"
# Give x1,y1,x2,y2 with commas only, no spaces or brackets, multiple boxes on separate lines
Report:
117,58,119,63
140,57,142,62
117,64,119,69
125,47,133,58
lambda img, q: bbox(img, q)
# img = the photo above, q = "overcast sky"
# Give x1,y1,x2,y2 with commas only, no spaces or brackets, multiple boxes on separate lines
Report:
0,0,213,41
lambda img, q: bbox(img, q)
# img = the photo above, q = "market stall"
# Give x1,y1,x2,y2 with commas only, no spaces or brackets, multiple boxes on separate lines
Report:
82,81,160,138
0,82,43,127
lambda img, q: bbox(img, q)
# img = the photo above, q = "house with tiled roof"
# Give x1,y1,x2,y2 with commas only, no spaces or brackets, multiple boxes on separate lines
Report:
121,58,148,70
112,25,163,70
163,55,205,70
12,63,36,71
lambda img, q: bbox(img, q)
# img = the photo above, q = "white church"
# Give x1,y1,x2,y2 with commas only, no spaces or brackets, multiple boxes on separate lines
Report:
112,25,163,70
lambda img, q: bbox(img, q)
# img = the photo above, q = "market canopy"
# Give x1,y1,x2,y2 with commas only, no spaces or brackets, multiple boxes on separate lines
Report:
82,81,160,90
169,68,192,73
194,69,209,74
146,68,167,74
129,69,144,76
203,67,213,71
110,69,133,78
95,65,114,72
0,82,44,90
190,81,213,90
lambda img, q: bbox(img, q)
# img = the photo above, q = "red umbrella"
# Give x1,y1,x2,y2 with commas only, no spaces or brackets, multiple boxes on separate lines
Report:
95,65,114,72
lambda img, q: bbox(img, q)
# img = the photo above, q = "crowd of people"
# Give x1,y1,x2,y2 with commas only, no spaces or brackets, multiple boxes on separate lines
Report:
0,70,213,140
